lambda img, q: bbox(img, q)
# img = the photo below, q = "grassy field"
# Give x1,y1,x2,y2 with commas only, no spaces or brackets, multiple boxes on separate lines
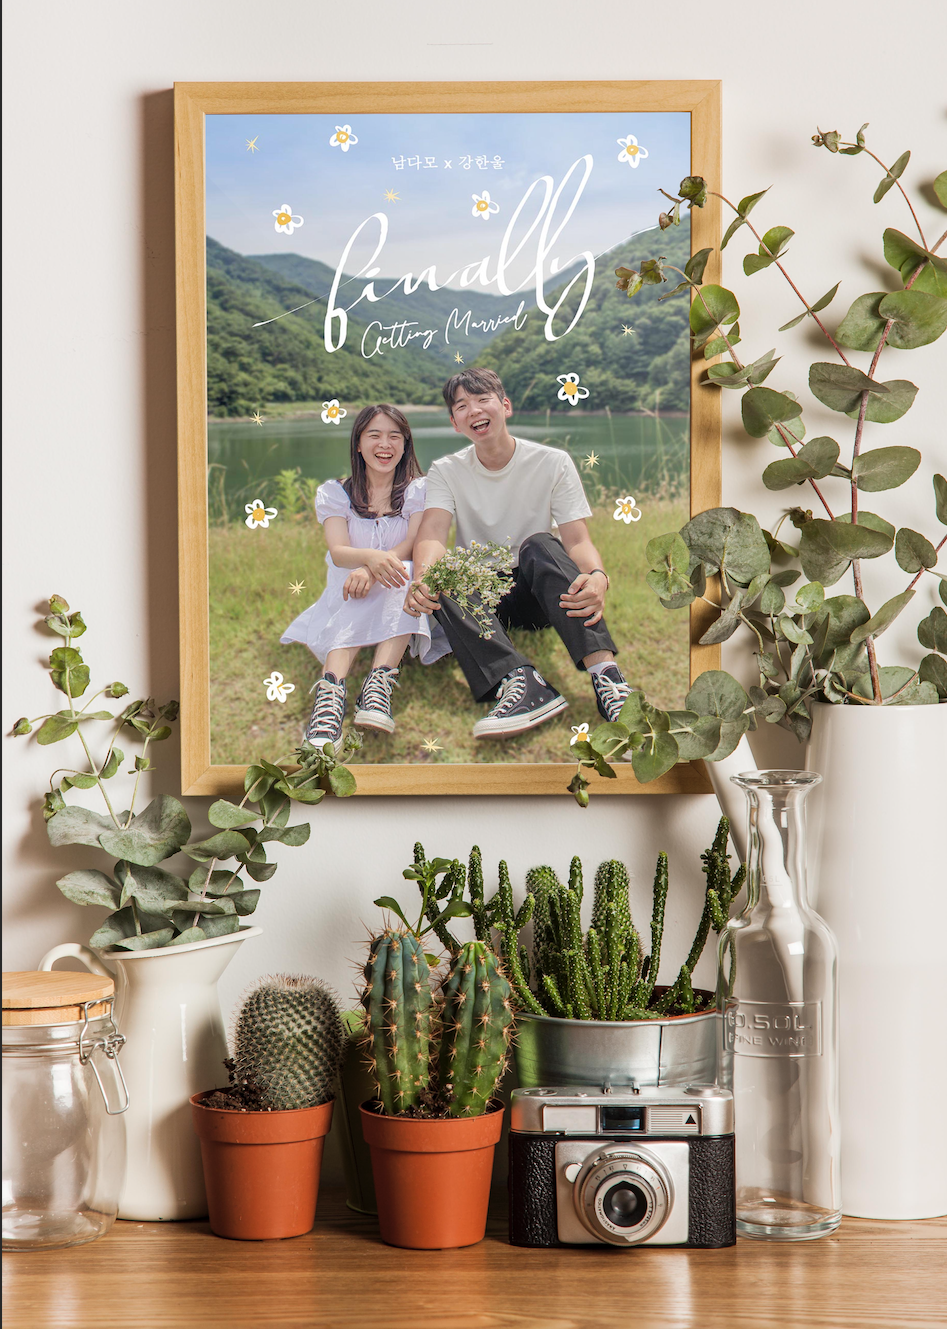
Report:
208,498,690,767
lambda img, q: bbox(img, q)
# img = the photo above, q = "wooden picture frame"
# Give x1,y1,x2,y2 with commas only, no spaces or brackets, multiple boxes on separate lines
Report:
175,80,721,797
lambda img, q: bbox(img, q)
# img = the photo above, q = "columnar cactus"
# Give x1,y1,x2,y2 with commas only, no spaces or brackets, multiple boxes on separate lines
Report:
360,928,434,1115
484,818,742,1021
232,974,345,1111
437,941,514,1116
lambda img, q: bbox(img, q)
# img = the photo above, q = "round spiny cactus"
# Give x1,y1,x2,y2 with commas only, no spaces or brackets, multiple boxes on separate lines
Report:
233,973,345,1111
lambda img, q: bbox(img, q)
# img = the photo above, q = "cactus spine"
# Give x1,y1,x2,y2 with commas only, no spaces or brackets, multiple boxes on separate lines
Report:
232,974,345,1111
438,941,514,1116
361,928,433,1115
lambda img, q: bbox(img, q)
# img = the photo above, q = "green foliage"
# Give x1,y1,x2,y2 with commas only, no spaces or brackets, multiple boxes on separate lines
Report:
469,820,742,1021
569,127,945,795
11,598,357,950
232,974,345,1110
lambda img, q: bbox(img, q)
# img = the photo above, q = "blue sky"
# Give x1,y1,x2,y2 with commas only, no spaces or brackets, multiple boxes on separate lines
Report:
206,112,691,295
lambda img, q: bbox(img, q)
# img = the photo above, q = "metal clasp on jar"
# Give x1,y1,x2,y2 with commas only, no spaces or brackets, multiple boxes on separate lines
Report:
78,997,130,1115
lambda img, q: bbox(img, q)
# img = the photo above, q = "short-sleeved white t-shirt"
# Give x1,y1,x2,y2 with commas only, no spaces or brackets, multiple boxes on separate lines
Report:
423,437,591,564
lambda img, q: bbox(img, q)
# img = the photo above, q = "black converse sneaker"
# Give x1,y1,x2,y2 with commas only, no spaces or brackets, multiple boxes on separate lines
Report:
591,663,634,723
472,666,568,739
354,666,399,734
304,673,346,751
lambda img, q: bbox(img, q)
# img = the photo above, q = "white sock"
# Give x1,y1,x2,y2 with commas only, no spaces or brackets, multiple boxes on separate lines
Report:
587,661,618,678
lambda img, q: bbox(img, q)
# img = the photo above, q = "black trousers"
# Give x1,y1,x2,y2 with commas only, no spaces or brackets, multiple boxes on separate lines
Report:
433,532,618,702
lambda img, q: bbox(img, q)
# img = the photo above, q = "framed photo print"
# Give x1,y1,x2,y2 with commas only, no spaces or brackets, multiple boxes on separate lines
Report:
175,81,721,796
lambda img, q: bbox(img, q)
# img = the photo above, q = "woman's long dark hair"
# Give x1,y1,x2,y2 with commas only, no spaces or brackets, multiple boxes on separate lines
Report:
343,404,422,518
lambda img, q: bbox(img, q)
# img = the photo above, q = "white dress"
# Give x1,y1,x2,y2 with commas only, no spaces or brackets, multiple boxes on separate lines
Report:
280,477,450,665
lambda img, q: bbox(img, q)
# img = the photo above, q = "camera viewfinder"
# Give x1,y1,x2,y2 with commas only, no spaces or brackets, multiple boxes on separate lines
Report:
600,1105,645,1132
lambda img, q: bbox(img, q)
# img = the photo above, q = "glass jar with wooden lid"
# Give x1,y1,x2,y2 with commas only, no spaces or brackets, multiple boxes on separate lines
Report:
2,969,128,1250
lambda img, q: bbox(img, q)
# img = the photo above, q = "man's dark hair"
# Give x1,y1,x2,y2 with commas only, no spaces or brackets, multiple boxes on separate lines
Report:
441,367,508,414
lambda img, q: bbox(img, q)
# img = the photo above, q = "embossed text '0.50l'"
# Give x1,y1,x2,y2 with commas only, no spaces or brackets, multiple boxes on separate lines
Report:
723,1001,822,1058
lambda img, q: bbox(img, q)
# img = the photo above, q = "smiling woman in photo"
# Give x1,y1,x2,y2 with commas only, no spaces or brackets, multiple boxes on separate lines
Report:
280,404,449,750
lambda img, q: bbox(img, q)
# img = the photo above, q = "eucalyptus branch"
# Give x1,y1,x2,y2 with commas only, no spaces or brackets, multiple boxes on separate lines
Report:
774,423,836,518
850,145,928,249
715,192,853,364
124,734,153,827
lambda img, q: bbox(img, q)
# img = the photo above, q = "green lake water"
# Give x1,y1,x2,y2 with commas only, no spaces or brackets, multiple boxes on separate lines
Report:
208,410,688,512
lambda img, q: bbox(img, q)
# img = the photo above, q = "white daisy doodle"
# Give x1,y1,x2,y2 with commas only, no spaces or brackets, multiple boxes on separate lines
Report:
471,190,500,221
321,399,347,425
556,373,590,406
329,125,358,152
263,671,295,704
613,495,643,524
245,499,278,529
617,135,649,168
272,204,303,234
570,723,590,746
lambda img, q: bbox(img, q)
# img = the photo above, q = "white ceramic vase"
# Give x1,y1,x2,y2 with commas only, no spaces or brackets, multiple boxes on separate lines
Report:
806,702,947,1219
39,927,261,1220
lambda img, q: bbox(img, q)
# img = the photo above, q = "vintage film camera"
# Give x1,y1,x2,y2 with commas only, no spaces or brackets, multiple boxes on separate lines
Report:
508,1085,735,1248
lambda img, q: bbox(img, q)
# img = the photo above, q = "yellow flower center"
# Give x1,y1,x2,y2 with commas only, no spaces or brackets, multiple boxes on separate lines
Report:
328,406,338,418
277,212,291,225
252,506,265,520
626,143,639,155
337,132,349,143
564,380,578,397
476,199,489,211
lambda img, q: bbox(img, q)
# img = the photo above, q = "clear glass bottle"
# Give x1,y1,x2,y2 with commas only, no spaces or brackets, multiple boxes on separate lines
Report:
2,971,128,1251
717,770,840,1240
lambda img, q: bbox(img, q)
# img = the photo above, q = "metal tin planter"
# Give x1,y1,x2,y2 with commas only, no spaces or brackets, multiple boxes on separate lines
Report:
514,996,718,1091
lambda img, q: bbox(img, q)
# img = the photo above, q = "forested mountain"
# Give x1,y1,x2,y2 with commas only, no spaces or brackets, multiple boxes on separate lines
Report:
207,239,444,415
477,223,691,413
207,221,691,417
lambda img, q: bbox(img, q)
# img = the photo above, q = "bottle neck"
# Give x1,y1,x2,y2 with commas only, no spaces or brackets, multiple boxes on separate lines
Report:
739,782,814,913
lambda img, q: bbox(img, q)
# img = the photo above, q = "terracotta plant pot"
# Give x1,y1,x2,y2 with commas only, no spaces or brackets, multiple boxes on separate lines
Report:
359,1101,504,1249
190,1092,333,1240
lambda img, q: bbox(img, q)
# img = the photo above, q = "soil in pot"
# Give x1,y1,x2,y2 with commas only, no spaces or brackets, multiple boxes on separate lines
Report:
359,1100,504,1249
190,1092,333,1240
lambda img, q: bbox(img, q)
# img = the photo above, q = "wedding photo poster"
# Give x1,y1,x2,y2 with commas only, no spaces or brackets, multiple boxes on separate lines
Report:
204,109,694,768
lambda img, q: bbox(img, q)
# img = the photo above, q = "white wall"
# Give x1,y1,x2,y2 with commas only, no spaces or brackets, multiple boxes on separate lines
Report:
3,0,944,1025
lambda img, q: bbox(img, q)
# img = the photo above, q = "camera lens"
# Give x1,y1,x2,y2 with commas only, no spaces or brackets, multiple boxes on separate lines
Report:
602,1182,648,1228
574,1147,671,1245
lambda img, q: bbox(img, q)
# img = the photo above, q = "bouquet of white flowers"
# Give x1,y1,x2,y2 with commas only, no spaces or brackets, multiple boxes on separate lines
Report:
422,541,514,638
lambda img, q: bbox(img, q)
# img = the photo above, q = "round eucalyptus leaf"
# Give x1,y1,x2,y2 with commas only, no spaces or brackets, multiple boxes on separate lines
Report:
895,527,938,573
852,446,921,493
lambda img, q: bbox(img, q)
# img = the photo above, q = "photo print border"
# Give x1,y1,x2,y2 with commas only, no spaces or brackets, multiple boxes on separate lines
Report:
175,80,722,797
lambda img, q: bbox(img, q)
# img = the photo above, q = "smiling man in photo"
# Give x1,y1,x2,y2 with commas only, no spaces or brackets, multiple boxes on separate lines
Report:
404,368,633,738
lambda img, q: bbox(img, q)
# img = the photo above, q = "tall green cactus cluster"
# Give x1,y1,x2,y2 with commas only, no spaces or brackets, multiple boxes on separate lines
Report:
477,817,744,1021
232,974,346,1110
360,927,513,1117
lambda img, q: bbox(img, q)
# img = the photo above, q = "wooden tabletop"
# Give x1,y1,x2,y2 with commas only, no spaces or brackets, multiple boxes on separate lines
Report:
3,1189,945,1328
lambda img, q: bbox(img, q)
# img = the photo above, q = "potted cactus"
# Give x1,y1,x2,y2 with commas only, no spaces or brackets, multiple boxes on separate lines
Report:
190,974,345,1240
469,821,743,1090
357,866,514,1249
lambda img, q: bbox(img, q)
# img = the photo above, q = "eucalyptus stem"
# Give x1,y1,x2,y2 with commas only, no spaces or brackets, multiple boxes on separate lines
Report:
713,192,853,363
123,734,153,827
852,146,928,249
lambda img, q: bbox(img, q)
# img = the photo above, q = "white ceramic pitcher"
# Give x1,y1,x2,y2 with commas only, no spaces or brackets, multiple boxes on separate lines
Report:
39,927,261,1220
